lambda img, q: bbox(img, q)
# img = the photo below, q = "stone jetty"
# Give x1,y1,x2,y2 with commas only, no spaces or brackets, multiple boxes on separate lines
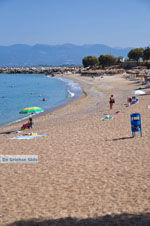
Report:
0,66,80,76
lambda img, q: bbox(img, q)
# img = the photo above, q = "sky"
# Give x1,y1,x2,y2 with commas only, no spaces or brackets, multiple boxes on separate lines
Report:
0,0,150,48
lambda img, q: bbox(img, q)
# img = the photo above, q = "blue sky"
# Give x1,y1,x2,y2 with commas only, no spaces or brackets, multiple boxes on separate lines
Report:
0,0,150,47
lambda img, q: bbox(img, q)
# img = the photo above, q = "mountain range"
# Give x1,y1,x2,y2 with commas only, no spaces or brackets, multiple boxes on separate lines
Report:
0,44,132,67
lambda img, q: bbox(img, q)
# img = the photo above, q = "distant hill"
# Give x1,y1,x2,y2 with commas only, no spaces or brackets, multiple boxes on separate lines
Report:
0,43,132,67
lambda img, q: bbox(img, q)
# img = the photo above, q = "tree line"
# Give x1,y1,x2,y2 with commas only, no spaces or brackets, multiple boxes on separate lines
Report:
82,47,150,68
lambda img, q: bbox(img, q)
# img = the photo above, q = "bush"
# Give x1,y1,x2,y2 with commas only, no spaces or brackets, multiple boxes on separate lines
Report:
82,56,99,68
98,54,117,68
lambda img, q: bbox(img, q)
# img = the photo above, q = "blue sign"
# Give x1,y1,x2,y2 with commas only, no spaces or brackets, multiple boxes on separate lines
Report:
130,113,142,137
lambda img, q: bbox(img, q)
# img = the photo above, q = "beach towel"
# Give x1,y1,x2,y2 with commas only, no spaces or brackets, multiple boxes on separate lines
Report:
10,133,48,140
126,103,130,107
100,113,108,116
116,111,121,114
142,81,148,85
132,98,139,104
100,115,113,120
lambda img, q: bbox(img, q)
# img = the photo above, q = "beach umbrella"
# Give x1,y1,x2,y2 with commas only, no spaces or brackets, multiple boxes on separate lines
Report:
19,107,44,114
132,90,145,95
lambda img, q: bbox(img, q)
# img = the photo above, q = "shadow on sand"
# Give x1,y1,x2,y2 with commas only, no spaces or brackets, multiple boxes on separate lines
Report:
0,130,19,135
140,93,150,96
136,87,150,90
8,213,150,226
112,136,133,141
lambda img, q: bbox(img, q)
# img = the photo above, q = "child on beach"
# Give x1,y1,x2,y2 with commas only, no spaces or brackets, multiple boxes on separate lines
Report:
109,95,115,110
21,118,33,130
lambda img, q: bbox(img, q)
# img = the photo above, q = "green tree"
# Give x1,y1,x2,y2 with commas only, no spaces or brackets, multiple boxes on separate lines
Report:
82,56,88,67
128,48,144,62
143,47,150,61
82,56,99,68
98,54,117,68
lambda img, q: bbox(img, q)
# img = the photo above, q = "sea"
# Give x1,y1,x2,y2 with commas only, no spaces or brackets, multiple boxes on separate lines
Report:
0,73,82,127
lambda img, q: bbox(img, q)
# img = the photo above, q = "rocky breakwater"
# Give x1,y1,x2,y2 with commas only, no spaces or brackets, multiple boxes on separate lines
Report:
0,66,80,76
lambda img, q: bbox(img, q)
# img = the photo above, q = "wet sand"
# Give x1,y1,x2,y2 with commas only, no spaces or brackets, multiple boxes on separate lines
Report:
0,73,150,226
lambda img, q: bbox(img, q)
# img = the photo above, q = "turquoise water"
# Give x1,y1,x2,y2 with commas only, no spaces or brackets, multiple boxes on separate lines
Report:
0,74,82,127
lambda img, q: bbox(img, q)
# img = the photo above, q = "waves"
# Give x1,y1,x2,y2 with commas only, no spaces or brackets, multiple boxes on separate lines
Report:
55,76,82,101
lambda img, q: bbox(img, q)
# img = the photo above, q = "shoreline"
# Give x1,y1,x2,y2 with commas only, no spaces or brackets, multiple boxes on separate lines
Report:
0,74,84,129
0,73,150,225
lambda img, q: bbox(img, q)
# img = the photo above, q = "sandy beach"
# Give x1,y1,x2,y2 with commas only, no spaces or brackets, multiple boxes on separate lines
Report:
0,73,150,226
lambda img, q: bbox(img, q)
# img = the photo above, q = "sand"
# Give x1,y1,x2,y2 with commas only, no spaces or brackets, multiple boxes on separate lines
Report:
0,73,150,226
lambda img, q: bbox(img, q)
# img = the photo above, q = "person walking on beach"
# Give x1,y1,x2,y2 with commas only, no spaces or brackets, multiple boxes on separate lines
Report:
109,95,115,110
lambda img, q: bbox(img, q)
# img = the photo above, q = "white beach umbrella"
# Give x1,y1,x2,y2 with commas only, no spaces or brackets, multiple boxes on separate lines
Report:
132,90,145,95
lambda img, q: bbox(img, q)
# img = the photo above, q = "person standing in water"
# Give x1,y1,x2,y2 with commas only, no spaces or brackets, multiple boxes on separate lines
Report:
109,95,115,110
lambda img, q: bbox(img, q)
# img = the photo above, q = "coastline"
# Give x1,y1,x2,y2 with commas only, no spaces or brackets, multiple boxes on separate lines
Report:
0,72,108,131
0,73,150,225
0,74,83,129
